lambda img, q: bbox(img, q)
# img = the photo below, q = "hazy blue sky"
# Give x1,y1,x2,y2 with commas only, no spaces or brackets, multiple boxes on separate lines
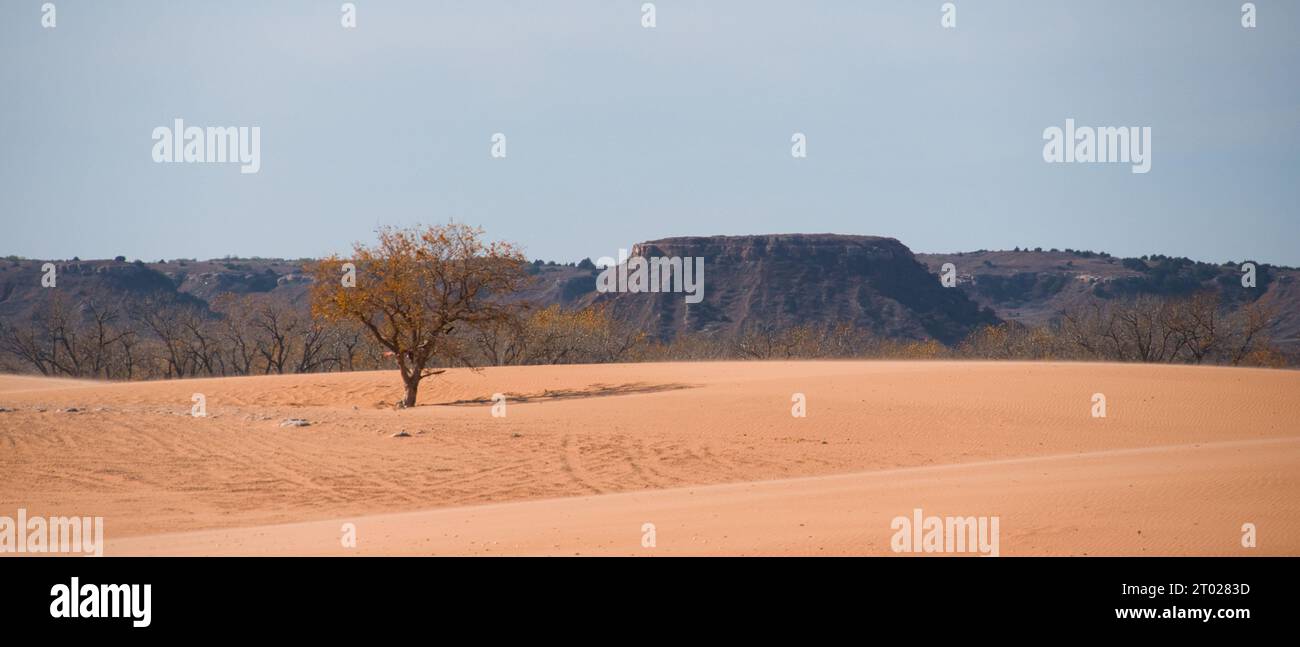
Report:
2,1,1297,264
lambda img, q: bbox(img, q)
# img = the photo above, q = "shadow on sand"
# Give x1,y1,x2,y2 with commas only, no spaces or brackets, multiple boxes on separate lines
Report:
433,382,698,406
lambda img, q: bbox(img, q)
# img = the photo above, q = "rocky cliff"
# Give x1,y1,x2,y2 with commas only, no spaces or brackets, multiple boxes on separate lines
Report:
591,234,1000,344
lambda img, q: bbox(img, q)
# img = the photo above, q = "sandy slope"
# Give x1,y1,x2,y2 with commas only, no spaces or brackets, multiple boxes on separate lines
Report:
1,361,1297,556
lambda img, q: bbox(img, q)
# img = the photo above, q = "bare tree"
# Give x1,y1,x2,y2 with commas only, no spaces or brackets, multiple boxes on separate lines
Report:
211,293,259,376
131,294,198,378
472,311,530,366
83,296,133,379
249,296,298,375
0,307,58,376
1114,295,1181,363
294,320,330,374
1169,292,1223,364
1226,300,1276,366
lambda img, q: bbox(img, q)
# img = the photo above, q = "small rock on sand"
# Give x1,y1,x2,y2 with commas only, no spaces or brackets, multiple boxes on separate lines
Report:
392,431,412,438
279,418,311,427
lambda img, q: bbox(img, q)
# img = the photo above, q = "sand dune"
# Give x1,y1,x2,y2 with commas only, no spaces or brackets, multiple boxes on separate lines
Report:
109,437,1300,556
1,361,1297,556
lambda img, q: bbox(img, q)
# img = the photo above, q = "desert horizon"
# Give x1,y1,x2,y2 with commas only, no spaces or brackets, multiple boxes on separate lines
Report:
2,225,1297,561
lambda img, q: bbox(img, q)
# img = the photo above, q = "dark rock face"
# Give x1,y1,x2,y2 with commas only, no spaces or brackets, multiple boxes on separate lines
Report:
593,234,1000,344
0,260,200,317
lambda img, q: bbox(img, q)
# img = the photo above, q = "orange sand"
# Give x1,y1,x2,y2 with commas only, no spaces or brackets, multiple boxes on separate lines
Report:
1,361,1296,555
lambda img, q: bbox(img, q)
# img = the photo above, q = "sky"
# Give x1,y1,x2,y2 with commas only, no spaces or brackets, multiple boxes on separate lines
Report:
2,1,1297,265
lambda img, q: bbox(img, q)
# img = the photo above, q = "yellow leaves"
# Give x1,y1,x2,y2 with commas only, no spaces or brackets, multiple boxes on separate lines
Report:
309,224,528,369
897,339,946,359
529,304,610,339
1242,347,1288,368
513,304,638,364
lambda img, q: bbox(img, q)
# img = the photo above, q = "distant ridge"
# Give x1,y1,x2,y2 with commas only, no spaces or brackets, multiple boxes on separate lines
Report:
2,236,1295,348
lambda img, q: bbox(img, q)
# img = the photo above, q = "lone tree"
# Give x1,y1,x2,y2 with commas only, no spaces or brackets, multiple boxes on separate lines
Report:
311,224,527,408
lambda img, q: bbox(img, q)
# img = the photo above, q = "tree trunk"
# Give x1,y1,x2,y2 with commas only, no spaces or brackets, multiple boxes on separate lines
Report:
402,375,420,408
